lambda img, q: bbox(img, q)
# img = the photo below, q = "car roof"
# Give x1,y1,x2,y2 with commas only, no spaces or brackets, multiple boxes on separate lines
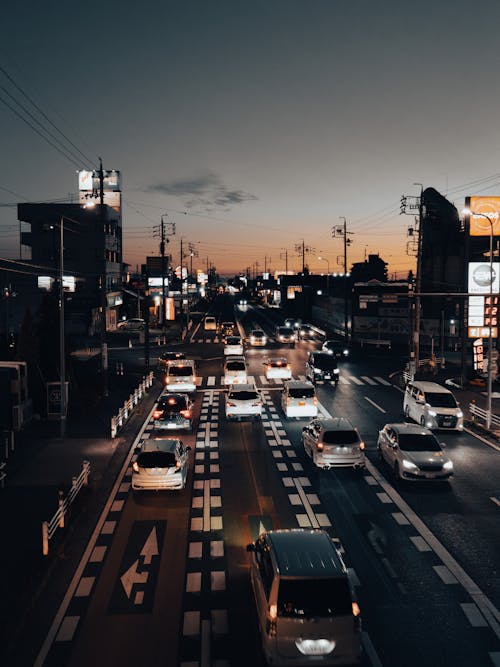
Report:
312,417,356,430
409,381,451,393
311,351,336,359
251,329,265,333
168,359,195,367
228,383,258,392
383,423,434,436
266,530,345,577
158,392,189,402
277,325,293,330
267,357,288,364
141,438,180,453
284,380,314,389
225,355,245,362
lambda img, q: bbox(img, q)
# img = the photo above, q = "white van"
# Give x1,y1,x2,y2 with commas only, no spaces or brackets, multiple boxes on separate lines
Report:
164,359,197,393
403,380,463,431
223,355,248,385
281,380,318,418
247,529,362,666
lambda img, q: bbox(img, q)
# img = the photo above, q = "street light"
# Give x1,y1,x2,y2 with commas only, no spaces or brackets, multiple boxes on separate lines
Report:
463,207,496,429
317,256,330,294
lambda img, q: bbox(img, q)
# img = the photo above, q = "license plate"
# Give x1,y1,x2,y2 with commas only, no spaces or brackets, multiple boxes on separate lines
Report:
443,419,452,426
299,401,305,406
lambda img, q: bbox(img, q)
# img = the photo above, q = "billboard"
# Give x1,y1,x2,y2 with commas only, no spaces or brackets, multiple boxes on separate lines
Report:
467,196,500,236
468,262,499,294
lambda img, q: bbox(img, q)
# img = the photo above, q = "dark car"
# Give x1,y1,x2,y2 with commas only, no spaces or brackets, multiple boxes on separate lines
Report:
158,350,186,372
305,351,340,384
322,339,350,359
153,393,194,431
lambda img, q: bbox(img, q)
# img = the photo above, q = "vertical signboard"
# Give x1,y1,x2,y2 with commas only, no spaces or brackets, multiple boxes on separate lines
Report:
467,262,499,338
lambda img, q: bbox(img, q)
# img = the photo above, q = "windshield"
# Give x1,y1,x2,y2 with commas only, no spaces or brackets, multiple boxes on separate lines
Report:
229,390,258,400
323,430,359,445
425,392,457,408
278,327,294,335
398,434,442,452
278,578,352,618
252,331,264,337
312,355,337,370
136,451,176,468
226,337,241,345
289,387,315,399
169,366,193,377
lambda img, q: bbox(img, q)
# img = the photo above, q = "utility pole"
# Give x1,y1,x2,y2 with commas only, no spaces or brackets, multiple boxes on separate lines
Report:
59,217,66,437
98,157,108,398
294,240,315,274
155,216,175,327
333,219,353,342
280,248,288,275
401,186,424,377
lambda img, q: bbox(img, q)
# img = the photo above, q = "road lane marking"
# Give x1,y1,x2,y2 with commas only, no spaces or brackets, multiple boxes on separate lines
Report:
294,478,320,528
433,565,458,584
463,427,500,452
365,459,500,639
490,496,500,507
461,603,488,627
349,376,364,385
410,535,432,552
374,376,391,385
364,396,386,413
362,376,377,385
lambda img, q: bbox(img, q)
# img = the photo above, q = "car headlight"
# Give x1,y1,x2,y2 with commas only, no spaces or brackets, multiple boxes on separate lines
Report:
334,368,339,374
427,410,437,417
343,349,349,356
456,410,463,419
443,460,453,471
402,459,418,471
314,368,322,373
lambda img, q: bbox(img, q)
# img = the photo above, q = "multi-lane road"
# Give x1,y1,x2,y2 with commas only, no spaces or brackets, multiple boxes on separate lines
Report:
17,297,500,666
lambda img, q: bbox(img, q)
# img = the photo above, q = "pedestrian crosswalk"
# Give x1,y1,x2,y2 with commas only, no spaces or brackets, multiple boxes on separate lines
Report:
194,373,392,389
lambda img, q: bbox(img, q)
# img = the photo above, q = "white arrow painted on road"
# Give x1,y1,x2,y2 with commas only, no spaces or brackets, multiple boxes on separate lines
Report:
141,527,159,564
120,559,148,599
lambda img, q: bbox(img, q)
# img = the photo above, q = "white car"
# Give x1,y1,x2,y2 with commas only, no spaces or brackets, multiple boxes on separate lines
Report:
117,317,145,331
223,356,248,385
248,329,267,347
302,417,365,470
164,360,197,393
131,437,191,491
264,357,292,380
281,380,318,418
224,335,244,356
377,423,453,481
225,383,263,420
204,316,217,331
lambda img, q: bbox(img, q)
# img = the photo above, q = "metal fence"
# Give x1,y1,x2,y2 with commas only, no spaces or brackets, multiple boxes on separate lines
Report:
469,402,500,429
110,371,154,438
42,460,90,556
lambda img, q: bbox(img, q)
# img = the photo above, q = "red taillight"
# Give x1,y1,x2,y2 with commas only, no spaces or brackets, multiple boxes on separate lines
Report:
316,442,324,451
286,397,290,405
132,461,139,472
153,410,162,419
352,601,361,617
180,409,191,418
359,441,365,451
313,397,318,405
176,459,182,469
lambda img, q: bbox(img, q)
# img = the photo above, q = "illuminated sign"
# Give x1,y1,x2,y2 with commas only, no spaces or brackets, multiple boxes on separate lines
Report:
468,326,498,338
37,276,75,292
467,196,500,236
468,262,499,294
473,338,484,372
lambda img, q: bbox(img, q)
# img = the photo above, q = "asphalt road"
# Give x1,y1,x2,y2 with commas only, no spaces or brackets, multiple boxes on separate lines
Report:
6,299,500,666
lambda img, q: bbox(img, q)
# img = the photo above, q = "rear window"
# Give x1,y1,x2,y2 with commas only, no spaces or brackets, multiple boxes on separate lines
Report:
323,429,359,445
137,451,176,468
226,337,241,345
229,390,258,400
289,387,315,399
158,397,184,411
169,366,193,377
226,361,246,371
277,578,352,617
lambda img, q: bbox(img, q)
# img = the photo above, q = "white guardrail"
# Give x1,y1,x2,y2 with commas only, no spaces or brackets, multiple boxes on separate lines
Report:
110,371,154,438
469,402,500,429
42,460,90,556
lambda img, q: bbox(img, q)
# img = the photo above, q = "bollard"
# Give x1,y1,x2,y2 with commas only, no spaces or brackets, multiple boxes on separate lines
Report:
471,399,476,421
58,489,65,529
42,521,49,556
111,416,117,438
83,460,90,486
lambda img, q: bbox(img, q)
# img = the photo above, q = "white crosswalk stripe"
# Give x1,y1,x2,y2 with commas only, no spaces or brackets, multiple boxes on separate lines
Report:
374,376,391,385
361,376,377,385
348,376,364,385
207,376,216,386
192,374,392,389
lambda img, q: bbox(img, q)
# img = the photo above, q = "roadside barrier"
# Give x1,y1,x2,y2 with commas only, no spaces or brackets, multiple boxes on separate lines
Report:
42,460,90,556
469,401,500,429
110,371,154,438
0,461,6,489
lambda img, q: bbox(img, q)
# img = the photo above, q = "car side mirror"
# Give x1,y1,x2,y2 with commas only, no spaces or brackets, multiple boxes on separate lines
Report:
246,543,255,552
440,442,446,449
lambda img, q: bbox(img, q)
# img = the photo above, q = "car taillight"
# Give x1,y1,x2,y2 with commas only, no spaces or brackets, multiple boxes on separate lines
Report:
132,461,139,472
286,397,290,405
316,442,324,451
313,397,318,405
252,401,262,407
175,460,182,469
352,601,361,617
227,401,236,407
359,441,365,450
180,409,191,418
153,410,162,419
286,364,290,369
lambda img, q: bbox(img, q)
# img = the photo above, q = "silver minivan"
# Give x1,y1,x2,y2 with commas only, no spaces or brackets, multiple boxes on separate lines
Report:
403,381,463,431
247,529,362,666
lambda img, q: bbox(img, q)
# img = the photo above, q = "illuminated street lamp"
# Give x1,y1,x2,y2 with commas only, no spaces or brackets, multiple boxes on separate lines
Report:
317,256,330,294
463,208,496,429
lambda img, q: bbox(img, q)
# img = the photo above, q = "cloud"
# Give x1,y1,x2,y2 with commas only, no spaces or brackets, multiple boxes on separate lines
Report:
148,172,258,212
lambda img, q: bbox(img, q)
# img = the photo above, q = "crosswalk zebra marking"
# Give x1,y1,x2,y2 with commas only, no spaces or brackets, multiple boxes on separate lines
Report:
361,376,377,385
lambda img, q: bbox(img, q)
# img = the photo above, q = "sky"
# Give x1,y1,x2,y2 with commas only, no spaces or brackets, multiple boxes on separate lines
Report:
2,0,500,278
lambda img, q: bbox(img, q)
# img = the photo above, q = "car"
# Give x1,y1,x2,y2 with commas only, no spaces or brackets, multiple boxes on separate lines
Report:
246,529,362,667
275,325,296,347
220,321,235,336
164,359,197,393
284,317,302,330
377,423,454,481
297,324,317,341
131,437,191,491
302,417,365,470
204,316,217,331
248,329,267,347
281,380,318,418
223,355,248,385
305,351,340,384
225,383,263,420
264,357,292,380
152,393,193,431
322,339,350,359
224,335,244,356
403,380,464,431
157,350,186,372
117,317,145,331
